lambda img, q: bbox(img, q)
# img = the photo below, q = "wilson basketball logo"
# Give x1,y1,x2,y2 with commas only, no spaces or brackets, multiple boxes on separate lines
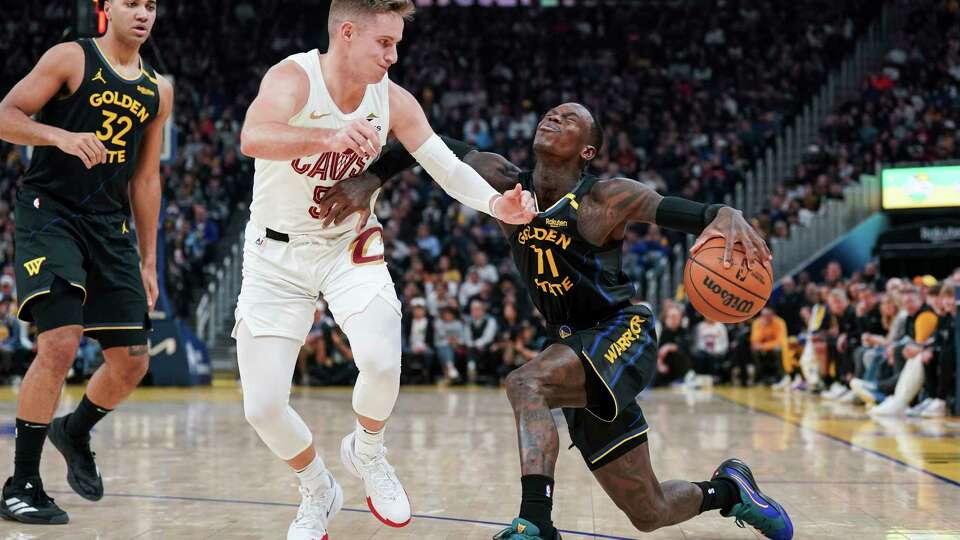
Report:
684,237,772,323
701,275,755,314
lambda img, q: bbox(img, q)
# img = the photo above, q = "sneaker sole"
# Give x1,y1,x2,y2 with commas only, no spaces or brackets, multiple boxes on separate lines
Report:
716,459,793,540
366,494,412,528
48,418,103,502
339,434,412,528
1,505,69,525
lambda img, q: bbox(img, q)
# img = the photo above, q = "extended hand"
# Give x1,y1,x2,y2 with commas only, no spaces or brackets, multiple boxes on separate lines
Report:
56,131,106,169
140,264,159,312
492,183,537,225
690,207,771,268
329,119,381,158
315,174,381,231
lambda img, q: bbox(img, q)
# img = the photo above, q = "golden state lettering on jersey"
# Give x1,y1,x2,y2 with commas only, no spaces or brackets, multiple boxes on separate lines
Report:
88,90,152,164
516,225,572,250
604,315,646,364
518,224,574,297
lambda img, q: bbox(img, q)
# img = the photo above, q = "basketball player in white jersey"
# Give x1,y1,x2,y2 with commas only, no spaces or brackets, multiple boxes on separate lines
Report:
236,1,536,538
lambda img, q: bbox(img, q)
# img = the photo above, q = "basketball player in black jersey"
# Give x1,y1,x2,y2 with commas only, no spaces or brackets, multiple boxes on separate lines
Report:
318,102,793,539
0,0,172,524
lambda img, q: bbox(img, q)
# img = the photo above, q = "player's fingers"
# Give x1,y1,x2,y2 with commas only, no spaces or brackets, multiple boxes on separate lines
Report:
321,202,341,228
722,233,734,268
350,130,374,158
331,204,355,226
344,133,366,157
757,232,773,261
76,144,96,169
741,231,758,269
355,209,371,233
359,123,381,154
91,136,108,162
689,232,718,255
82,135,104,163
87,139,106,164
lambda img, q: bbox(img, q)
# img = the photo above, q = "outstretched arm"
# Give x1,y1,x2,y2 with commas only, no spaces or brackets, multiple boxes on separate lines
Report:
389,82,535,224
590,178,771,266
314,141,522,230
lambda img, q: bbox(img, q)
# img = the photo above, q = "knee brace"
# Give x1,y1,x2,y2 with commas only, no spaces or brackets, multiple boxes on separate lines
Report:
342,291,402,421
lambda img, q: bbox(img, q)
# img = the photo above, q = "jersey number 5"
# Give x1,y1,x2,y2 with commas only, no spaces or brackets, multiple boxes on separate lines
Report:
95,110,133,147
307,186,330,220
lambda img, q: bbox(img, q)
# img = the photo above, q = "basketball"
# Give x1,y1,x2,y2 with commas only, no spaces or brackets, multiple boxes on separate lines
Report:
684,237,773,323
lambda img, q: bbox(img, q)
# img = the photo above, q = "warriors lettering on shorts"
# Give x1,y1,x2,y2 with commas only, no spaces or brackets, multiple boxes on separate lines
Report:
604,315,646,364
290,151,369,181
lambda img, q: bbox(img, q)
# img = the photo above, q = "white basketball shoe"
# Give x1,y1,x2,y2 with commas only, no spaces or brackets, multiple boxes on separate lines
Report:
340,432,411,528
287,472,343,540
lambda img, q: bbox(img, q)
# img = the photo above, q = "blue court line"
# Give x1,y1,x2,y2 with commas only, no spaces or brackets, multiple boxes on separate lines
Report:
715,394,960,489
45,490,636,540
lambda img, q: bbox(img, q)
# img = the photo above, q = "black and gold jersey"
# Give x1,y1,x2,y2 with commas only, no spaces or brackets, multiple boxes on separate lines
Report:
508,171,637,333
21,38,161,214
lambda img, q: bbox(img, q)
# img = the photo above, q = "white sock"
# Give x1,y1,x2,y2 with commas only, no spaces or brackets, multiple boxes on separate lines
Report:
295,454,331,492
354,421,384,460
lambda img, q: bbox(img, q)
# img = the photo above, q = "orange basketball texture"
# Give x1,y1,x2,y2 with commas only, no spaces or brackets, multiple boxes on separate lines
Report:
683,237,773,323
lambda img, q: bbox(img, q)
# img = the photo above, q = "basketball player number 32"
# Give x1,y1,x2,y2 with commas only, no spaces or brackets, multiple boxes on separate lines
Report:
95,110,133,146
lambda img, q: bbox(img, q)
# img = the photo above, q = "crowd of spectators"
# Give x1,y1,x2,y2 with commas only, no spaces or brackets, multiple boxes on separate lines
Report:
752,0,960,240
642,260,958,418
1,2,956,414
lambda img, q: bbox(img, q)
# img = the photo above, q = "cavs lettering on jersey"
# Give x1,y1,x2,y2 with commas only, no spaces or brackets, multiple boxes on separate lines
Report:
21,38,160,214
508,172,637,332
250,49,390,237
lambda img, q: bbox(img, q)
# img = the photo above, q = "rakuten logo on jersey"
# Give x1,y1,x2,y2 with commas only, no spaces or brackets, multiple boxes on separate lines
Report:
290,150,368,181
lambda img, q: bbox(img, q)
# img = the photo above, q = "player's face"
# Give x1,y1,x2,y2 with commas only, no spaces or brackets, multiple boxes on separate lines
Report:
106,0,157,44
347,13,404,83
533,103,596,161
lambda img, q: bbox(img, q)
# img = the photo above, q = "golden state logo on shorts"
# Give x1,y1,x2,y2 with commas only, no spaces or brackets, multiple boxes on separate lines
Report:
559,325,572,338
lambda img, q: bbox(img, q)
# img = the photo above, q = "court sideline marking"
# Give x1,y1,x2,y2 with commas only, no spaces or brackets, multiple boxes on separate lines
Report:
46,490,637,540
714,393,960,489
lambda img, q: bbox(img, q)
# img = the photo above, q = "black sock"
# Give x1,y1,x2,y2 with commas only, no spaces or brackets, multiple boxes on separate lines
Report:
13,418,49,482
695,479,739,513
65,395,112,440
519,474,556,537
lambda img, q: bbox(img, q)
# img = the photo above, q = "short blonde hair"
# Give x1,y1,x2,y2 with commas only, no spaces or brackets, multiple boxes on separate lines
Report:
329,0,415,34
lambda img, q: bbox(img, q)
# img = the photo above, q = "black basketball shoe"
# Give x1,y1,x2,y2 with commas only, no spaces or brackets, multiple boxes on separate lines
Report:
48,414,104,501
0,476,69,524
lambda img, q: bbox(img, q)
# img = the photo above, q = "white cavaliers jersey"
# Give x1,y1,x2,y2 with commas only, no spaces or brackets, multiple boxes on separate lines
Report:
249,49,390,236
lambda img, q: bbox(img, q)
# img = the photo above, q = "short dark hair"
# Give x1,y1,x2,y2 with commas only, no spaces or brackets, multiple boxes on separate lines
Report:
584,105,604,156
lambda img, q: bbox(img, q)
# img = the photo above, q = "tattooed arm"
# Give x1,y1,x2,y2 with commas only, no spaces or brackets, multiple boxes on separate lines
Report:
586,178,770,264
578,178,662,245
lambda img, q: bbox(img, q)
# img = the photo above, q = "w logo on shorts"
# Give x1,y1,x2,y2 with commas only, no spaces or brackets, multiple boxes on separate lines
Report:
23,257,46,277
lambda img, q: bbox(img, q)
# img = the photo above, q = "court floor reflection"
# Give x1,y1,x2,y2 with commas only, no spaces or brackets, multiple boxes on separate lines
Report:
1,384,958,539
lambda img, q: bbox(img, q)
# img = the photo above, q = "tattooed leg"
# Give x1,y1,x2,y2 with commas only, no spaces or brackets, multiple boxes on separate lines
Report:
593,442,702,532
86,343,150,409
504,344,589,476
502,345,589,536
